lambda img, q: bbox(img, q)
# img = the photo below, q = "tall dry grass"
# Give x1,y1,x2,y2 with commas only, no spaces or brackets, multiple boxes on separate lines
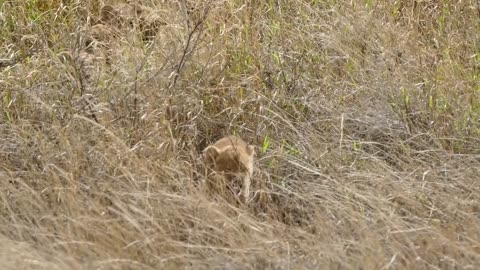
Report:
1,0,480,269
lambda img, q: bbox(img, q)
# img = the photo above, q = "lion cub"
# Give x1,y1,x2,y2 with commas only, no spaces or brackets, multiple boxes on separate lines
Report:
204,136,255,203
99,3,165,41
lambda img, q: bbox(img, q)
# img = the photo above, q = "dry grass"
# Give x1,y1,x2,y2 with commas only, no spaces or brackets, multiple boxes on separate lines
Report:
1,0,480,269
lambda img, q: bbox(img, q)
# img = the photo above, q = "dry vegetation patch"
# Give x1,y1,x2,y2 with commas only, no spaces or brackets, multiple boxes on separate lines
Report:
1,0,480,269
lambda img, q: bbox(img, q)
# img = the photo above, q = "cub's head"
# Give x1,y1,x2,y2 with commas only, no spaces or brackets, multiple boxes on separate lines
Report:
139,15,166,41
100,4,140,26
204,143,255,174
100,5,119,24
100,4,165,41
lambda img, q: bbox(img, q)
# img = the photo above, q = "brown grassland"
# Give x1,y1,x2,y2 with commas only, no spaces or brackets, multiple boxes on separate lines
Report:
1,0,480,269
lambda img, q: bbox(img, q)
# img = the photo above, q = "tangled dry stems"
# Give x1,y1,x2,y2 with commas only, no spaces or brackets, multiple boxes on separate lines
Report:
1,0,479,269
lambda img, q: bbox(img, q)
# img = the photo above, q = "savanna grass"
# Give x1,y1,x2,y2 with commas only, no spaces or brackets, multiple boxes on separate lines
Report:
1,0,479,269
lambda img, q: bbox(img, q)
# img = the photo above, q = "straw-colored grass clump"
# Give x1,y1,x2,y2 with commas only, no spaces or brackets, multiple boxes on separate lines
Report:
0,0,479,269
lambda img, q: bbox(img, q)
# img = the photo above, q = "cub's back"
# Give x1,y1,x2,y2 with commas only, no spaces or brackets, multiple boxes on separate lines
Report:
212,135,249,151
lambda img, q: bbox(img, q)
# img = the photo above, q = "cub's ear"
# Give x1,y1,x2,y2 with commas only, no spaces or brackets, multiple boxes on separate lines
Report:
204,145,221,161
100,5,116,22
132,3,144,16
246,145,255,156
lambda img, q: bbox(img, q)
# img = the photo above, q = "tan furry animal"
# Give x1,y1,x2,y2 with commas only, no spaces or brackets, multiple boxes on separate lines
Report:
90,23,117,44
81,23,117,66
204,136,255,203
99,3,165,41
100,3,137,26
82,3,165,65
